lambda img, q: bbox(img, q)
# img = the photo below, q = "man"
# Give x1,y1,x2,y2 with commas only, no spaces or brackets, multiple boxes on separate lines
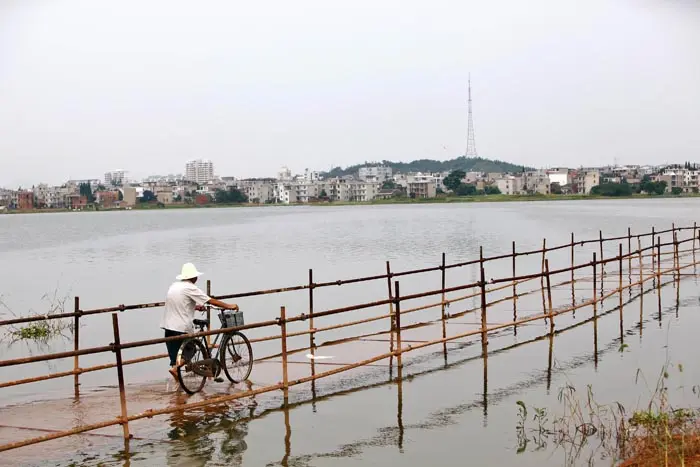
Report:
161,262,238,380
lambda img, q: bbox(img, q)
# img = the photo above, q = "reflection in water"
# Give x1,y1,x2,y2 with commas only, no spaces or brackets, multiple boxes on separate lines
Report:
281,406,291,467
164,390,255,466
397,377,404,452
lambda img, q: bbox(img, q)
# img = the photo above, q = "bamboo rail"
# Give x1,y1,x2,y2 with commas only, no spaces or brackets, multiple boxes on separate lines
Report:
0,224,697,455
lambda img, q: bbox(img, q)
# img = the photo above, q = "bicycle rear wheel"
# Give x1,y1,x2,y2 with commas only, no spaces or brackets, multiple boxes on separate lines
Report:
221,331,253,383
177,338,208,394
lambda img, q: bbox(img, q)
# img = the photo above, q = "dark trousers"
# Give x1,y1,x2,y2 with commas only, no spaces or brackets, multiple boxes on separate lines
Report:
165,329,187,366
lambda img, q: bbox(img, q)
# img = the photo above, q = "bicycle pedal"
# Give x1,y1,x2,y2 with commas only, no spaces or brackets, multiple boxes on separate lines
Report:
214,377,224,383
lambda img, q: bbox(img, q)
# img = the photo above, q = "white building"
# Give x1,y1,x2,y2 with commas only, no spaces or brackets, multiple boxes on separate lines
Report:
495,175,523,195
105,169,127,186
358,166,393,183
277,166,293,182
546,169,569,187
303,168,321,182
185,159,215,184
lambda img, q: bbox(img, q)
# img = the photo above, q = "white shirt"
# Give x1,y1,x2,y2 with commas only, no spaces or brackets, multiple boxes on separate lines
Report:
160,280,211,333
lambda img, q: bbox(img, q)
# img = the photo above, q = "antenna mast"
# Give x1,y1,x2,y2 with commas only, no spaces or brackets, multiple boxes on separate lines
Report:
465,74,478,158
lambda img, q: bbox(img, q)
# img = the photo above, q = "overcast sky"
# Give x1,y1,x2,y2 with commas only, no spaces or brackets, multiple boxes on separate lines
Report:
1,0,698,187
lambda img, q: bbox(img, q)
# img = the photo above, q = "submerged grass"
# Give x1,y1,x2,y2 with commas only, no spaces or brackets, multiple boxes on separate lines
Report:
0,290,75,343
516,360,700,466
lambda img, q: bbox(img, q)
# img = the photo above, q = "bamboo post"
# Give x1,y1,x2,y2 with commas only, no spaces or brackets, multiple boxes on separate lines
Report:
599,230,604,292
540,239,547,287
627,227,632,273
111,314,130,441
570,233,575,306
540,240,547,319
657,238,662,323
638,236,644,335
308,269,315,351
393,281,403,371
638,237,643,289
592,252,598,367
694,222,698,256
280,306,289,403
618,243,624,343
73,296,80,398
512,241,518,335
206,280,212,349
592,253,598,318
480,254,487,348
651,226,656,274
386,261,395,361
544,259,554,335
440,253,447,358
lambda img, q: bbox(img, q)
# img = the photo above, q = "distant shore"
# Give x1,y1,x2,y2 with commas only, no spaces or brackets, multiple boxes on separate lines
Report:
2,193,698,215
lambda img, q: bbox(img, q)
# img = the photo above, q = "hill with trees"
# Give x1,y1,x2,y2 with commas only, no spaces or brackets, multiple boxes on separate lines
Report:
323,156,532,178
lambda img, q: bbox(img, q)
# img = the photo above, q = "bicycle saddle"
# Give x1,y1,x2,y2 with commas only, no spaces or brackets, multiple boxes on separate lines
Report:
193,319,209,328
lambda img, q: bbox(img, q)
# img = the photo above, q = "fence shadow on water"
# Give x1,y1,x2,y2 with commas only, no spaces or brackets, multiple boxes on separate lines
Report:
0,223,699,458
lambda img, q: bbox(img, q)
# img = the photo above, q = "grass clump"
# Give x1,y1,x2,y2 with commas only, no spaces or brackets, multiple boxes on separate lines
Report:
1,291,74,342
515,361,700,466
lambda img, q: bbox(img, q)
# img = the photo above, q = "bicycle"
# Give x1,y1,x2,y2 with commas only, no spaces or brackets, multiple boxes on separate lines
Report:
176,306,254,395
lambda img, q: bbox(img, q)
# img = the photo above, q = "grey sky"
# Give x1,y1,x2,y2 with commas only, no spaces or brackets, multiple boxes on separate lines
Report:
1,0,699,187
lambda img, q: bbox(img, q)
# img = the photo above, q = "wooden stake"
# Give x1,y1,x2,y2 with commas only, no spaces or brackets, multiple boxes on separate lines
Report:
627,227,632,273
618,243,624,343
280,306,289,403
540,240,547,319
599,230,604,292
592,252,598,367
651,226,656,275
111,314,130,441
544,259,554,335
570,233,575,306
480,257,487,348
592,253,598,318
206,280,212,349
657,238,662,323
73,297,80,398
386,261,395,360
393,281,403,371
638,236,644,335
440,253,447,358
308,269,315,351
512,241,518,334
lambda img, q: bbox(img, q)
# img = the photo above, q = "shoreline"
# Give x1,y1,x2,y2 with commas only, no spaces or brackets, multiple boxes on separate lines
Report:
2,193,698,215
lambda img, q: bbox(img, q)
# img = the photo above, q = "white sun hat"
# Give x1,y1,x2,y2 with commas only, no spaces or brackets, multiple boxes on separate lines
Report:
176,263,204,280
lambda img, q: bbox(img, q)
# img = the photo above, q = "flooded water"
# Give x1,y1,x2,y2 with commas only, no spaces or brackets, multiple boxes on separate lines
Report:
1,198,699,466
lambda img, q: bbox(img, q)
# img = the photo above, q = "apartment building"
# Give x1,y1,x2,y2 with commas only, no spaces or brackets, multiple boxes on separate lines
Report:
104,170,126,186
495,175,523,195
236,179,275,204
358,166,392,183
185,159,214,184
522,171,551,195
406,173,437,198
572,170,600,194
658,167,700,193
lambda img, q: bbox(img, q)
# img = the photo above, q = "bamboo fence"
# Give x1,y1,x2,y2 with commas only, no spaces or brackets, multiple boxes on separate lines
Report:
0,223,698,454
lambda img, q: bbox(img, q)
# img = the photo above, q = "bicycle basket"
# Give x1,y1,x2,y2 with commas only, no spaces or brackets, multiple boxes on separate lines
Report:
219,310,244,328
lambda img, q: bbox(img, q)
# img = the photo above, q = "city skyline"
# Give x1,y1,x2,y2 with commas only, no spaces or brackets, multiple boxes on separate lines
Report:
1,1,699,188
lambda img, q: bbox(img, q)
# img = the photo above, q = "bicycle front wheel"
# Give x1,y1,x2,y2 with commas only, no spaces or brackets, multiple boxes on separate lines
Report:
221,331,253,383
177,338,208,394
